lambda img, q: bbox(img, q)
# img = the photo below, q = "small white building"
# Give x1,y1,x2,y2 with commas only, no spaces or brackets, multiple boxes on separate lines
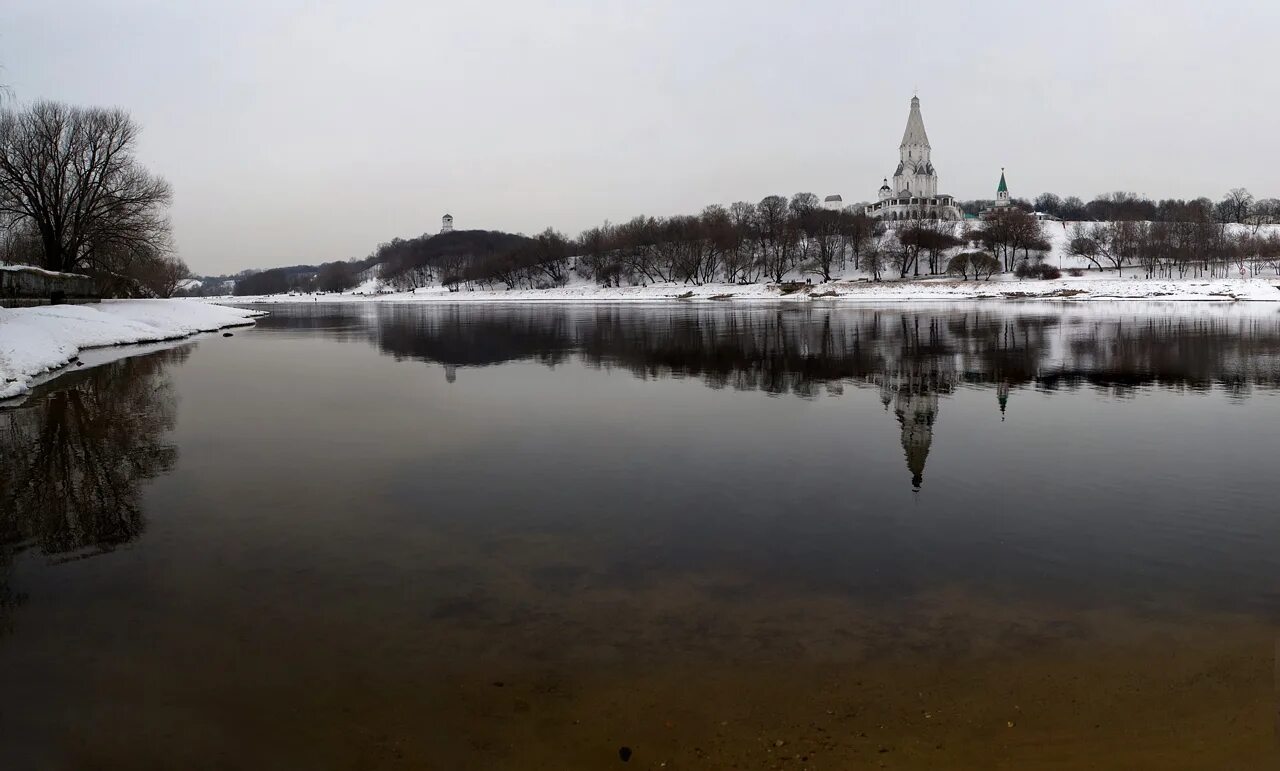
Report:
823,194,843,211
441,213,454,233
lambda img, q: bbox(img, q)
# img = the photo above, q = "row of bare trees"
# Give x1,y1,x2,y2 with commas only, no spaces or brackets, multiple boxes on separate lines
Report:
1068,218,1280,278
0,101,188,297
575,195,888,287
422,198,1051,292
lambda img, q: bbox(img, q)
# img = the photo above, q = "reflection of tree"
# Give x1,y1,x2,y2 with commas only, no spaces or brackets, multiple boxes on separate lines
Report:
374,305,574,374
354,305,1280,396
345,304,1280,486
1057,316,1280,396
1,351,184,555
0,348,185,632
306,304,1280,487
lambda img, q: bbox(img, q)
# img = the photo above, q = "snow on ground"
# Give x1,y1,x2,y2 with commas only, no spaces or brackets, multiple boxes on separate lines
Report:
0,299,262,401
215,270,1280,306
0,264,90,278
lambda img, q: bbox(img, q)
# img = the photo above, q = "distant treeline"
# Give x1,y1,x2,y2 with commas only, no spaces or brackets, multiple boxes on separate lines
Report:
992,188,1277,225
228,257,378,296
368,195,1038,291
214,187,1280,296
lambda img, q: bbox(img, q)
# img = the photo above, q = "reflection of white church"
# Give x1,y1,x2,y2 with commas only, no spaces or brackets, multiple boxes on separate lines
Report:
862,96,963,222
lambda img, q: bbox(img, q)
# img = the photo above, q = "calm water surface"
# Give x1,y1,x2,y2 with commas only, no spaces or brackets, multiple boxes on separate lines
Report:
1,302,1278,769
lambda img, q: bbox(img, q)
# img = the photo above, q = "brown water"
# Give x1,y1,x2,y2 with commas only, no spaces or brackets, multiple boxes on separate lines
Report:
1,302,1278,769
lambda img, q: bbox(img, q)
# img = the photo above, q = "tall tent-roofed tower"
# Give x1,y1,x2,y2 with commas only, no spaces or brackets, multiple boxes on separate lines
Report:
893,96,936,197
864,95,961,222
441,213,454,233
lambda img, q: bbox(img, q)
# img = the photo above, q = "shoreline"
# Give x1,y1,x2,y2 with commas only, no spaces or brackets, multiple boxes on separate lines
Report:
0,299,263,403
211,274,1280,306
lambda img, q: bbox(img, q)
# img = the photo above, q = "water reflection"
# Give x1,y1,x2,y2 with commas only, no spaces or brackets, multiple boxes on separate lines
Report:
255,302,1280,489
875,367,949,489
3,305,1276,768
255,303,1280,390
0,349,185,632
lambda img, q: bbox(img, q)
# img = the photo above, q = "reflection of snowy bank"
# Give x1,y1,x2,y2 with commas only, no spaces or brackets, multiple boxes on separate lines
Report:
215,272,1280,306
0,300,262,401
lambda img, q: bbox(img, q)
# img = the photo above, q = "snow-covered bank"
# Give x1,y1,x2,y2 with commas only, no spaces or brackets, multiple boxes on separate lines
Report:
0,300,262,401
215,272,1280,306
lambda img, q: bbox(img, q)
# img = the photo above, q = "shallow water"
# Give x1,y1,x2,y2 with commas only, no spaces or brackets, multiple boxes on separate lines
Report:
1,302,1278,769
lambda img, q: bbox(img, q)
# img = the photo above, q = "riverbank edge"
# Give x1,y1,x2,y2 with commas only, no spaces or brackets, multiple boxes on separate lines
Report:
210,275,1280,306
0,300,265,403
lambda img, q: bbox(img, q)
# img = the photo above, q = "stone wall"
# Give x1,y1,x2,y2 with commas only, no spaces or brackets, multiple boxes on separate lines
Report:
1,265,100,305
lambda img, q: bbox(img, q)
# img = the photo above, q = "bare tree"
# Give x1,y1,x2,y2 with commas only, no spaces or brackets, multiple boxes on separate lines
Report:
860,232,897,282
0,101,172,275
757,195,795,283
946,251,999,281
1248,197,1280,233
317,260,358,293
807,209,847,283
976,209,1044,271
842,209,882,271
724,201,760,283
1220,188,1254,224
140,254,192,298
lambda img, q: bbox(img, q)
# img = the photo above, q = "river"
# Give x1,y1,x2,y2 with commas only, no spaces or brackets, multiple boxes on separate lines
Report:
2,301,1277,769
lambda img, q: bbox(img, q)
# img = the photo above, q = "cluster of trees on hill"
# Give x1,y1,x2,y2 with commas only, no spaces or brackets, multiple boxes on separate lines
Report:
217,185,1279,297
226,256,378,296
422,196,1054,290
373,229,539,291
0,100,190,297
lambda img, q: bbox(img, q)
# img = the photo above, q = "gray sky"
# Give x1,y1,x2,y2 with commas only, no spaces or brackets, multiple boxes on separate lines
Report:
4,1,1277,274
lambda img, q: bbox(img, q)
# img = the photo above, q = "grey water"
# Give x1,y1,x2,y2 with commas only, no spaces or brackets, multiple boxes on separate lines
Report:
2,302,1277,769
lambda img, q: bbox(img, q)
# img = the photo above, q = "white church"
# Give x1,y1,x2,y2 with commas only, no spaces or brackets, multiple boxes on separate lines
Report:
861,95,964,222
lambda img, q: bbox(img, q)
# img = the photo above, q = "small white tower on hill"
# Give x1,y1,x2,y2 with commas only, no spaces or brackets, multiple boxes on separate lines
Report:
441,213,454,233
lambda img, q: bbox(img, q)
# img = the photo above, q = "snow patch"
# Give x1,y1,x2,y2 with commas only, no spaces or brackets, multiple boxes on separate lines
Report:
0,299,262,401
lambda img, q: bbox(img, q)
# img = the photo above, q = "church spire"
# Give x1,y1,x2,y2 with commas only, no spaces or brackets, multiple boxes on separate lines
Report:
900,95,930,149
997,168,1008,194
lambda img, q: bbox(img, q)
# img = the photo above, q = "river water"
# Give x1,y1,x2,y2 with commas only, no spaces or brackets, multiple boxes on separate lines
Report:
2,301,1278,769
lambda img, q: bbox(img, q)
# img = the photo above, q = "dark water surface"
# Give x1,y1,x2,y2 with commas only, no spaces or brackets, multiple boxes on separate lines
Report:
2,302,1278,769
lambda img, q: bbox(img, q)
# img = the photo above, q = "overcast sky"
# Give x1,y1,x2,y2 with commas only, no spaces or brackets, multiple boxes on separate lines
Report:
4,1,1277,274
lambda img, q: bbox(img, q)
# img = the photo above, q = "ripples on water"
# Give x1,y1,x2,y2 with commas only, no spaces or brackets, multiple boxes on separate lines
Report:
1,302,1277,769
